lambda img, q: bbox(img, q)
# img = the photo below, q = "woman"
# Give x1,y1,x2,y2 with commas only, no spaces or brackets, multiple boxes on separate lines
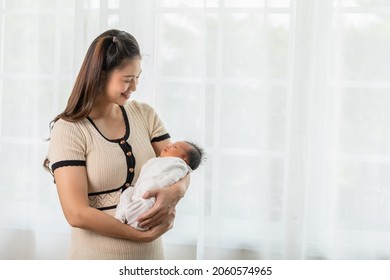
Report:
43,29,189,259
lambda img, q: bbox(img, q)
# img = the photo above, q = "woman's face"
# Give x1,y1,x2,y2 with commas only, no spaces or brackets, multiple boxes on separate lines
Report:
104,58,142,106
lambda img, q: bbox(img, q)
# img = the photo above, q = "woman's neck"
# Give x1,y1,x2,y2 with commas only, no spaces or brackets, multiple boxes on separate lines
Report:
89,98,120,121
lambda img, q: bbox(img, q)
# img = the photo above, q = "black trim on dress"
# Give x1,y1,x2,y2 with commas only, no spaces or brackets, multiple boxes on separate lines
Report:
151,133,171,143
97,205,118,211
88,183,134,211
118,139,136,188
51,160,86,172
88,185,123,196
86,105,130,143
120,105,131,140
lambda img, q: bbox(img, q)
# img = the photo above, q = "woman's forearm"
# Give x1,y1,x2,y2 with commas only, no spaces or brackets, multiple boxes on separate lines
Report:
70,206,154,242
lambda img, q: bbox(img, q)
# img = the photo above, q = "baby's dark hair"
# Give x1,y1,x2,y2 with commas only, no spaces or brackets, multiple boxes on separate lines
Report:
184,141,205,171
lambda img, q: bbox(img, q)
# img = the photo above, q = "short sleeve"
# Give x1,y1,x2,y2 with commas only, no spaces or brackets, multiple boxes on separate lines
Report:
47,119,86,173
135,101,170,142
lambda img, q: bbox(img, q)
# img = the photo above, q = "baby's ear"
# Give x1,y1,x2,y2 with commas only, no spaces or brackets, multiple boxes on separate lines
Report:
183,155,190,165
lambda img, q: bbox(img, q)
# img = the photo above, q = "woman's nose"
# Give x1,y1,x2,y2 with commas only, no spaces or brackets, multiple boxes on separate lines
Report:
129,78,138,92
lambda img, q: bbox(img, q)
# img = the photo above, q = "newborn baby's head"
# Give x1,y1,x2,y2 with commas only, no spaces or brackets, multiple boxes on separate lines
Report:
160,141,204,170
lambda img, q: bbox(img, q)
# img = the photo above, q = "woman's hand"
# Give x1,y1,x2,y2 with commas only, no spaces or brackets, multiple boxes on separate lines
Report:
142,211,175,242
137,174,190,229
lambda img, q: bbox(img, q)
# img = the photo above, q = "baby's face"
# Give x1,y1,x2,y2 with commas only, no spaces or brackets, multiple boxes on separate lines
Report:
160,141,191,162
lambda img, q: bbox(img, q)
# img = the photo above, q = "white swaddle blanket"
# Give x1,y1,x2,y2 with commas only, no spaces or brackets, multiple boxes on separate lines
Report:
115,156,191,230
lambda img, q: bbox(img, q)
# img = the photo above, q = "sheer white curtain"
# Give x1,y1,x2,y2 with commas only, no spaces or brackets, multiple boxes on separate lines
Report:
1,0,389,260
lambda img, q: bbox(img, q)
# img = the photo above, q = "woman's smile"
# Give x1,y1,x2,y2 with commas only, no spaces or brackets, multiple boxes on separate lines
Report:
121,92,131,99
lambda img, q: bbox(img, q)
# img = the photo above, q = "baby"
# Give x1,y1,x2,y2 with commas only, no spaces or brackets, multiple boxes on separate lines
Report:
115,141,204,230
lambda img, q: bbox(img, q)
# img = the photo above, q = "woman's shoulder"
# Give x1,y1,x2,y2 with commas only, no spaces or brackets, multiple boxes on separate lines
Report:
50,118,88,141
52,118,88,131
124,100,156,116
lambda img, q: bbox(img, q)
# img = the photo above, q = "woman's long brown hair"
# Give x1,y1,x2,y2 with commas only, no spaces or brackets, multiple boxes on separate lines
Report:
43,29,141,174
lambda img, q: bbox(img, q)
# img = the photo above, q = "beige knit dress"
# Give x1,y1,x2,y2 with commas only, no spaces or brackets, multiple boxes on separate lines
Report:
47,101,170,259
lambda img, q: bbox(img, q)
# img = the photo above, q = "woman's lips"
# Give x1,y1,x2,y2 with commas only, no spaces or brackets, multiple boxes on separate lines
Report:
121,92,131,99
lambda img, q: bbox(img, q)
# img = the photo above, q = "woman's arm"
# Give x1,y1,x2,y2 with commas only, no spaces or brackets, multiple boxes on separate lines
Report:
137,139,191,229
54,166,172,242
151,138,172,157
137,174,190,229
